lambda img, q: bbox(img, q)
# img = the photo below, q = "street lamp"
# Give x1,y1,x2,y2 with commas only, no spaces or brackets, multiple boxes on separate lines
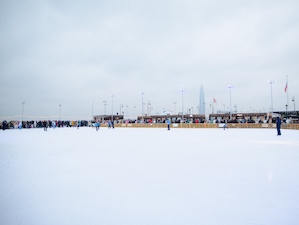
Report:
292,96,295,112
147,101,151,116
173,102,176,115
21,101,25,122
119,104,123,115
267,79,274,114
103,100,107,115
110,94,114,121
59,104,62,121
234,104,237,113
227,84,233,120
149,106,153,116
91,102,94,120
125,105,128,118
180,88,185,122
140,91,145,118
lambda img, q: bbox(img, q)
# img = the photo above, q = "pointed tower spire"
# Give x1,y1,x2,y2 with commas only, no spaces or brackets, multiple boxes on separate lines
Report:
199,85,205,115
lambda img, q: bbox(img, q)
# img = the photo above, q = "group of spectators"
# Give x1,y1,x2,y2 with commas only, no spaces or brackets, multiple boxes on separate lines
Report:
0,120,89,130
1,116,296,130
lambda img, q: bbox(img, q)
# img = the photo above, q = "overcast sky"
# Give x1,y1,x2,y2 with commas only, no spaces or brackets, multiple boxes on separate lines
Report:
1,0,299,120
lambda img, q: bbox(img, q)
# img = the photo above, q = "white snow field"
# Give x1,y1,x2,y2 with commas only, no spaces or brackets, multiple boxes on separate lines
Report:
1,127,299,225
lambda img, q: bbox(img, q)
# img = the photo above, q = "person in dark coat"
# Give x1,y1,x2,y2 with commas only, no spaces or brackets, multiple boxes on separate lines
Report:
112,120,114,129
276,116,281,136
43,121,47,131
2,120,7,130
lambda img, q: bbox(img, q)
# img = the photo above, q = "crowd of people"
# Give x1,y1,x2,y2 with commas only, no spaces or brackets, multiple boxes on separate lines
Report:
0,116,294,131
0,120,89,130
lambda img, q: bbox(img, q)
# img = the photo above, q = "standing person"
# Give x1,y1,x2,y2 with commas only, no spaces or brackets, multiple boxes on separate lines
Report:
18,121,22,130
95,120,100,131
52,121,56,129
166,118,171,130
276,116,281,136
2,120,8,130
108,120,111,129
223,123,227,130
223,120,228,130
43,121,47,131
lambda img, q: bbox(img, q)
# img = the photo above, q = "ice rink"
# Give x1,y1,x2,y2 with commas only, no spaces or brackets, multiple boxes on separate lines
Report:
1,127,299,225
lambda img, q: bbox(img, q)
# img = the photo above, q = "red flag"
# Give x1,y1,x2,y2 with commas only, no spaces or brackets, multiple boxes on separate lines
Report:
213,97,217,103
284,82,288,93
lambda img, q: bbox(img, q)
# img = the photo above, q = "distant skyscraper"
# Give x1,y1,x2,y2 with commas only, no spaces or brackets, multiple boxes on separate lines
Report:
199,85,205,114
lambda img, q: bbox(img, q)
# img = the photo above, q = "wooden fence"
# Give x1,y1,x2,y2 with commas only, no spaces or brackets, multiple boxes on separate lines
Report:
101,123,299,130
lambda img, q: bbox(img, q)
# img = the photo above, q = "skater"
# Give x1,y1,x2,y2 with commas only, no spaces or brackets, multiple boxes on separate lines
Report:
108,120,111,129
166,118,171,130
95,120,100,131
18,121,22,130
2,120,8,130
276,116,281,136
223,121,228,130
43,121,47,131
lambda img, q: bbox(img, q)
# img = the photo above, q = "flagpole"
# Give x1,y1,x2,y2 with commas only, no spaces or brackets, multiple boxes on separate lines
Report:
287,74,289,108
286,75,289,117
213,96,217,114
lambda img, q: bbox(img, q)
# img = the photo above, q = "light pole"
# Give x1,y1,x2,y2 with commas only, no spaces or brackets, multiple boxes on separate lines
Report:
149,106,153,116
119,104,123,115
292,96,295,112
267,79,274,114
227,84,233,120
22,101,25,122
173,102,176,115
147,101,151,116
103,100,107,115
140,91,145,119
59,104,62,121
180,88,185,122
110,94,114,121
91,102,93,120
125,105,128,119
234,104,237,113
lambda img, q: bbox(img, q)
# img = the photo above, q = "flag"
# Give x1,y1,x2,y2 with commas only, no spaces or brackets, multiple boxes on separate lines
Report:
284,82,288,93
213,97,217,104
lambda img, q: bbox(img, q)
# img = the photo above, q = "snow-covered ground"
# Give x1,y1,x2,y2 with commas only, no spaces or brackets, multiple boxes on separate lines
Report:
1,127,299,225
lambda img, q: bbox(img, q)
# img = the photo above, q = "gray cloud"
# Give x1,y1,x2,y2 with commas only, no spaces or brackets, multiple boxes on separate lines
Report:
1,0,299,120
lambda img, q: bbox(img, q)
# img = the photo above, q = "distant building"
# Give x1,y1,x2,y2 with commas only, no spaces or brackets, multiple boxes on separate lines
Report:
93,114,123,121
199,85,205,115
